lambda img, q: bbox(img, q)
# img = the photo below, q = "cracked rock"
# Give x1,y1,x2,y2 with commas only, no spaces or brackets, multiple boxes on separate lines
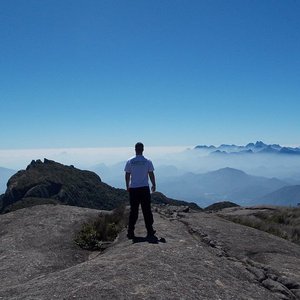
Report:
262,279,297,299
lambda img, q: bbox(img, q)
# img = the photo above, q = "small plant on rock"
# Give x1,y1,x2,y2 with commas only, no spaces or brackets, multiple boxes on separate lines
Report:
75,204,128,251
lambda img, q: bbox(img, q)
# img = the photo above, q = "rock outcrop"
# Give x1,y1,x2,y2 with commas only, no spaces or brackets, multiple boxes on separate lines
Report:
204,201,239,212
0,159,128,213
0,204,299,299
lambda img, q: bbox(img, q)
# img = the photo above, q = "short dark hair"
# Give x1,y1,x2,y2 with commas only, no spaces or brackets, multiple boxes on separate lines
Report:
135,142,144,152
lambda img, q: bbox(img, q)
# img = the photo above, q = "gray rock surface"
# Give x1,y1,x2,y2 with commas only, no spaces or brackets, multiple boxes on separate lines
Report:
0,204,299,299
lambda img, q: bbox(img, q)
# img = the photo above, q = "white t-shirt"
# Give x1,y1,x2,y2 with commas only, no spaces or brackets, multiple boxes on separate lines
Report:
124,155,154,188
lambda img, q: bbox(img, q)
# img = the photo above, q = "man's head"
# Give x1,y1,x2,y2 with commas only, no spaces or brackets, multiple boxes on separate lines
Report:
135,142,144,155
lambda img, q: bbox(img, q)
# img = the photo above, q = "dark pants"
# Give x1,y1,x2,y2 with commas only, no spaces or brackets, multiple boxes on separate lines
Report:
128,186,154,235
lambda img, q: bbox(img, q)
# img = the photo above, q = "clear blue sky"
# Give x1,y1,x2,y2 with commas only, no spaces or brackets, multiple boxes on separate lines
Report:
1,0,299,149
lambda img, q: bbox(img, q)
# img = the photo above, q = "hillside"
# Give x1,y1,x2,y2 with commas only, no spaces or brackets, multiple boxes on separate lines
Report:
159,167,287,206
0,204,299,299
204,201,239,212
258,185,300,206
151,192,201,210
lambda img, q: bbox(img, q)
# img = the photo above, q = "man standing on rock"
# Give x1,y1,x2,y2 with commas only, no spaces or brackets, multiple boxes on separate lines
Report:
124,142,156,239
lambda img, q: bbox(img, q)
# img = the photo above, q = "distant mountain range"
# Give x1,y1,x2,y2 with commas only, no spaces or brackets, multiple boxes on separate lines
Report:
2,157,299,210
195,141,300,155
158,167,300,207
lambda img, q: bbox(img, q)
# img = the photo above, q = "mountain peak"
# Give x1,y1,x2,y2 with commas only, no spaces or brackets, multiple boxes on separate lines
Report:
209,167,247,176
1,159,128,213
245,143,255,148
254,141,267,148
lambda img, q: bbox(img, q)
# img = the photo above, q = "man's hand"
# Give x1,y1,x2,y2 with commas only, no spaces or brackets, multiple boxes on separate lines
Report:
149,171,156,193
125,172,131,192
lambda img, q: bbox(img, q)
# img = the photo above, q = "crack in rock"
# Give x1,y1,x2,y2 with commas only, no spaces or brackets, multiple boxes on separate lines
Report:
157,207,300,300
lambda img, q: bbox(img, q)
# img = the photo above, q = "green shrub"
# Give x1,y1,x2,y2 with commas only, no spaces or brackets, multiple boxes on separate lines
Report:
75,204,128,250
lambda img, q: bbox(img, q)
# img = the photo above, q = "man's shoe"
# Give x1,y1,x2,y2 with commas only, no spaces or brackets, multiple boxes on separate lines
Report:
147,230,156,238
127,232,135,239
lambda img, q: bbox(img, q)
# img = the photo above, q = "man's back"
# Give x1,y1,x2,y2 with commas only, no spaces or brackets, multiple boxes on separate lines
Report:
125,155,154,188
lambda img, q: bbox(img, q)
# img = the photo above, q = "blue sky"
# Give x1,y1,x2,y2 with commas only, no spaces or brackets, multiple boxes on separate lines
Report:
1,0,300,149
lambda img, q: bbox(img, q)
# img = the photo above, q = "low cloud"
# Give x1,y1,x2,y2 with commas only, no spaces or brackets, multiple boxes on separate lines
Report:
1,145,300,186
0,146,189,170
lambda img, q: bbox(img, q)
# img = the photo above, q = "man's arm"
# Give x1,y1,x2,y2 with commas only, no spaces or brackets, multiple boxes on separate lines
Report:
125,172,131,191
148,171,156,192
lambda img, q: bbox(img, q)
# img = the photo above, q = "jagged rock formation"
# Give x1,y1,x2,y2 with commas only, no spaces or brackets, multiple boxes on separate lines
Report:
0,159,200,213
0,204,299,299
0,159,128,213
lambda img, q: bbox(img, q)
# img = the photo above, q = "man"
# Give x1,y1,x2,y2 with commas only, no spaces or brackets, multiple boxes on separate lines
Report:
124,142,156,239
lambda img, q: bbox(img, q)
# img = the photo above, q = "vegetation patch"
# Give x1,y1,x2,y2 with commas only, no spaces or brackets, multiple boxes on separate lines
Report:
75,205,128,251
221,207,300,245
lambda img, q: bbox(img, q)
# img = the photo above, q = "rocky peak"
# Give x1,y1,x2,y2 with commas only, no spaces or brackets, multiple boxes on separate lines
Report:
255,141,267,147
0,159,127,213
